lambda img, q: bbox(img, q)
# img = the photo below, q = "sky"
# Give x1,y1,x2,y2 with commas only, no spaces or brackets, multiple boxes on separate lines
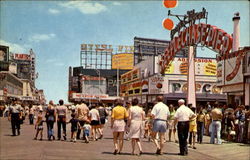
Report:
0,0,249,103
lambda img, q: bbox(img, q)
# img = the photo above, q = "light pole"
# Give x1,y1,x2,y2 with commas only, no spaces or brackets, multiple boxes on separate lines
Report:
94,69,101,101
116,58,119,98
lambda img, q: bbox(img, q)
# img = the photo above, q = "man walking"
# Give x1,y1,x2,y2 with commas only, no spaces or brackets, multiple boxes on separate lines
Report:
8,100,23,136
56,99,67,140
76,101,89,140
210,104,223,144
174,99,195,156
151,96,170,155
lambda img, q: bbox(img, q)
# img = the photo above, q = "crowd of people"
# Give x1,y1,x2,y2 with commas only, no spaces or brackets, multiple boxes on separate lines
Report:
0,97,250,156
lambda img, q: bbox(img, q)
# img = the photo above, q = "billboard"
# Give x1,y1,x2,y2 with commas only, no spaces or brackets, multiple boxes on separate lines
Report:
80,44,134,53
0,45,9,62
165,57,217,76
112,53,134,70
9,63,17,74
148,75,168,94
224,56,243,85
245,51,250,75
14,54,31,61
121,68,140,84
216,60,224,86
72,93,108,99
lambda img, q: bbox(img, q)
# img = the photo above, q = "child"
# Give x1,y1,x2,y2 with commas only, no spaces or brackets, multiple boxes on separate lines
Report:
189,107,197,149
68,113,79,142
34,110,44,140
83,121,91,143
144,109,153,142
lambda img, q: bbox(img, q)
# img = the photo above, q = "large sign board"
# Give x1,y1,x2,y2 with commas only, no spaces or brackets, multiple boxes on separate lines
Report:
169,81,222,94
14,54,31,61
245,51,250,74
80,44,134,53
121,68,140,84
0,46,9,62
148,75,168,94
217,48,249,86
165,57,217,76
159,23,233,73
112,53,134,70
224,55,243,85
72,93,108,99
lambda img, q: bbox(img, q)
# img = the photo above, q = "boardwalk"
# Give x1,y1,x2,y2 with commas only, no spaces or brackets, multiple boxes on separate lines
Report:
0,117,249,160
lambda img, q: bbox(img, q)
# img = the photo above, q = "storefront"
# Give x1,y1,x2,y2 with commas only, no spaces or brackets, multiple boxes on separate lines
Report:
217,47,250,106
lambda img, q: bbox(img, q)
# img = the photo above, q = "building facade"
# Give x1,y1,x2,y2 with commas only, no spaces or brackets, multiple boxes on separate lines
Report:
217,47,250,106
121,55,226,107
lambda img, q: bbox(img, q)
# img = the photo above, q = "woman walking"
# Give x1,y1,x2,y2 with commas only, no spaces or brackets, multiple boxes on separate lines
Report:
89,104,101,141
168,104,177,142
45,100,56,141
128,98,144,155
97,102,108,139
111,99,128,155
197,106,205,144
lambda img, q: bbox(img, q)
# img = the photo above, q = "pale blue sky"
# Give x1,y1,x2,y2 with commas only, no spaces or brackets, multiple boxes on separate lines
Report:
0,1,249,103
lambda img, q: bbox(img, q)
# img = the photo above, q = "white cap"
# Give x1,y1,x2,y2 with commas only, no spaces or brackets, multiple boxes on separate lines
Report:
178,99,185,104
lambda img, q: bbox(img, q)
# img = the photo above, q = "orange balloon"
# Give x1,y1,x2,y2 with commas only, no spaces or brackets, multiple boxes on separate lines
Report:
163,0,178,8
163,18,174,30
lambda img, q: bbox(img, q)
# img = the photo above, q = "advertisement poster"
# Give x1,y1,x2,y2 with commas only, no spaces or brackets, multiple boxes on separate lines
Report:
165,57,217,76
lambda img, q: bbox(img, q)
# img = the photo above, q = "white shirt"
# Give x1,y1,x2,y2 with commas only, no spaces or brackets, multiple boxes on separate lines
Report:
83,124,91,131
89,108,99,121
9,104,22,114
174,105,194,122
56,105,67,116
151,102,170,121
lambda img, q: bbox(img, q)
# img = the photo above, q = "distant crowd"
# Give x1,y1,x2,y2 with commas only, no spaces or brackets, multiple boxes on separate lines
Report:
0,98,249,156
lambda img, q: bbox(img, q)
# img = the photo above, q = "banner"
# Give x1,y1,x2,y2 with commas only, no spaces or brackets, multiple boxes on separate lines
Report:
165,57,217,76
72,93,108,99
112,53,134,69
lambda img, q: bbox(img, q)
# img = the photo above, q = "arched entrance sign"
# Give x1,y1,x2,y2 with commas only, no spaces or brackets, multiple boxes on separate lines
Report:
159,23,233,74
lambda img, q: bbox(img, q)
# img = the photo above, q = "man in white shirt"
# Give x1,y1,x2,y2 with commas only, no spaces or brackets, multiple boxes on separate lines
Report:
174,99,195,156
8,100,23,136
151,96,170,155
56,99,67,140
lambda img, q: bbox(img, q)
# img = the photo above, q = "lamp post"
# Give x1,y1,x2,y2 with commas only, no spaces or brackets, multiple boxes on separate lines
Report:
94,69,101,101
115,57,120,98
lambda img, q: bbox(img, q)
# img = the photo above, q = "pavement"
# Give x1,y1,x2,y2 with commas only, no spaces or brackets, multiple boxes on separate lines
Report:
0,116,249,160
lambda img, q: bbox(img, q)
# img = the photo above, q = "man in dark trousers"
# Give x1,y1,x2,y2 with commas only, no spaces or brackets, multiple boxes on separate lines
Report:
8,100,23,136
174,99,195,156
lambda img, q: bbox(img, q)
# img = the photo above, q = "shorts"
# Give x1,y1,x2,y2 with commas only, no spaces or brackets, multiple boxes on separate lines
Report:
91,120,100,126
37,126,43,130
152,120,167,133
100,118,106,125
189,125,197,132
71,127,77,132
84,130,90,136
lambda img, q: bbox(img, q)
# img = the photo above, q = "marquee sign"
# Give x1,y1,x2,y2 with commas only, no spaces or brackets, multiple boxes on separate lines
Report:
159,23,233,74
170,8,208,40
80,44,134,53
